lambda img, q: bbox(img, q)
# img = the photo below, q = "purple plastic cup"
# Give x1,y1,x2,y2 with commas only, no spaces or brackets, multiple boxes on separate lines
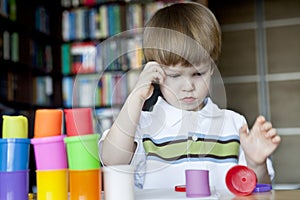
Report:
0,170,29,200
185,169,211,197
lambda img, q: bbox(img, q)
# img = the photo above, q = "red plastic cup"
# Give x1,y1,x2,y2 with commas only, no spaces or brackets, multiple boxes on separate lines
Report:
226,165,257,196
64,108,94,136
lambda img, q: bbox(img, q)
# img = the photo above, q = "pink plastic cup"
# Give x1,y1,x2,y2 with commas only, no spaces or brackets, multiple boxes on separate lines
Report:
64,108,94,136
185,169,211,197
31,135,68,170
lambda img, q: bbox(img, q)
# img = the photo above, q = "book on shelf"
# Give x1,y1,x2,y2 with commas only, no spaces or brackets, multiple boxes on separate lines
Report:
95,107,120,133
144,2,165,25
34,76,53,105
10,32,18,62
0,31,3,59
62,72,132,108
30,41,53,72
99,5,108,38
61,37,143,75
62,3,127,41
62,10,70,41
8,0,16,21
0,0,9,18
126,3,143,30
35,6,50,35
70,41,97,74
3,31,10,60
62,76,74,107
61,43,71,75
0,31,19,62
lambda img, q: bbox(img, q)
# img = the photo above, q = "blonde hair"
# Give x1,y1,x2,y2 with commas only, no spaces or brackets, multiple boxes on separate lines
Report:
143,2,221,66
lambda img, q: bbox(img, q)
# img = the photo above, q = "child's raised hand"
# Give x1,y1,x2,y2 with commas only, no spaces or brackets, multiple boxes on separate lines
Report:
132,61,165,101
239,116,281,167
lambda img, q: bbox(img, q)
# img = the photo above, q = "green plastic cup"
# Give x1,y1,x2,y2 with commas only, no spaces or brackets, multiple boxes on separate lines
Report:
64,134,100,170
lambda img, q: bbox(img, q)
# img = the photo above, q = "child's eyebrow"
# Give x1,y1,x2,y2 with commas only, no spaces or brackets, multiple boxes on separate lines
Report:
162,67,182,73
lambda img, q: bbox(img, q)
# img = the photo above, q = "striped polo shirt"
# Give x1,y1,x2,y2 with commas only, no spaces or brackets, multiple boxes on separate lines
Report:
130,97,274,192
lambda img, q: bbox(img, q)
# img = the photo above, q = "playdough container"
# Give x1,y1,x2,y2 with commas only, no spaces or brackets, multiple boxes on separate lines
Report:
226,165,257,196
0,170,29,200
64,134,100,170
64,108,94,136
36,169,68,200
0,138,30,171
69,169,102,200
31,135,68,170
185,169,211,197
102,165,135,200
2,115,28,138
34,109,63,138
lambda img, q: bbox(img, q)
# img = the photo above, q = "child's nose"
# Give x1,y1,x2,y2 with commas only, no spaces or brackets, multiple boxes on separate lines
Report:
182,79,195,91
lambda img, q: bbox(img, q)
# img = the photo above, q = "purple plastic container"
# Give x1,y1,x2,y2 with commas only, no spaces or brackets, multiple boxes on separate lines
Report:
185,169,211,197
0,170,29,200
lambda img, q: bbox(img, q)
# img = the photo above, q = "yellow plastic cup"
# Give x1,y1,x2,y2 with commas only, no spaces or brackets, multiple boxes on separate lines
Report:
36,169,68,200
2,115,28,138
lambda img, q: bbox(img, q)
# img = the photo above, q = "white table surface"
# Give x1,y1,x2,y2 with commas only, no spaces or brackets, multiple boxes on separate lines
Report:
135,188,220,200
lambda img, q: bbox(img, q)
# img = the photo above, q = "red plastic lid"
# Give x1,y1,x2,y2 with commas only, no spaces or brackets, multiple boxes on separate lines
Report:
226,165,257,196
175,185,186,192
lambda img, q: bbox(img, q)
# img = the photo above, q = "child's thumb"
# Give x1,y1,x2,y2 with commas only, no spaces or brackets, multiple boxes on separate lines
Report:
239,124,248,139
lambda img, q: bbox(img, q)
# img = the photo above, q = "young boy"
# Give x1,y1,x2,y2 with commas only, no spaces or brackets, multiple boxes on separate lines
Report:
99,2,281,192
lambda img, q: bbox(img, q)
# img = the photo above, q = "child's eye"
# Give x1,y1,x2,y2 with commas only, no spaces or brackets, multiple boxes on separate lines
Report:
194,72,202,76
167,74,180,78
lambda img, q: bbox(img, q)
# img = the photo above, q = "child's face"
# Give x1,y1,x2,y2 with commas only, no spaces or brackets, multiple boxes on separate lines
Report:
160,62,213,111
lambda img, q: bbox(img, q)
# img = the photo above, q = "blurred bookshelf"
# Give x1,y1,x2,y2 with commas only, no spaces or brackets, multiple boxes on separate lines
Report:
0,0,62,138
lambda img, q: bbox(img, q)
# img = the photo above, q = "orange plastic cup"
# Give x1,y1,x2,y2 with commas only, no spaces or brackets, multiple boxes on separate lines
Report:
34,109,63,138
69,169,102,200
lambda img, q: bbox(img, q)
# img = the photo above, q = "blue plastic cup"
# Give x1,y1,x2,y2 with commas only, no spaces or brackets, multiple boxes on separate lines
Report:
0,170,29,200
0,138,30,171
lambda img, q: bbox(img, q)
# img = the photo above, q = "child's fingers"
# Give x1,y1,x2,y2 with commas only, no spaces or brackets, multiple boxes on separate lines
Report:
252,116,266,130
272,135,281,144
261,121,272,132
265,128,277,138
239,124,248,138
256,115,266,124
143,62,165,84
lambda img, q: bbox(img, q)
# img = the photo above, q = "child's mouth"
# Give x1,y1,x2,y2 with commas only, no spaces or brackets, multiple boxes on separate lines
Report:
181,97,196,103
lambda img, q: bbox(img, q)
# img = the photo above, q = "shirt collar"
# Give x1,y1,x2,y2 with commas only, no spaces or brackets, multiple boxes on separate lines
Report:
151,96,224,127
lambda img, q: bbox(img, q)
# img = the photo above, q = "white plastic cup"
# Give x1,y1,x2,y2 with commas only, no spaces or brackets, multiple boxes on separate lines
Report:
103,165,135,200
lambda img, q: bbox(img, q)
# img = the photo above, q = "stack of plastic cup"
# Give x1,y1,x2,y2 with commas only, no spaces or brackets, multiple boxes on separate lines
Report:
63,108,102,200
0,115,30,200
31,109,68,200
